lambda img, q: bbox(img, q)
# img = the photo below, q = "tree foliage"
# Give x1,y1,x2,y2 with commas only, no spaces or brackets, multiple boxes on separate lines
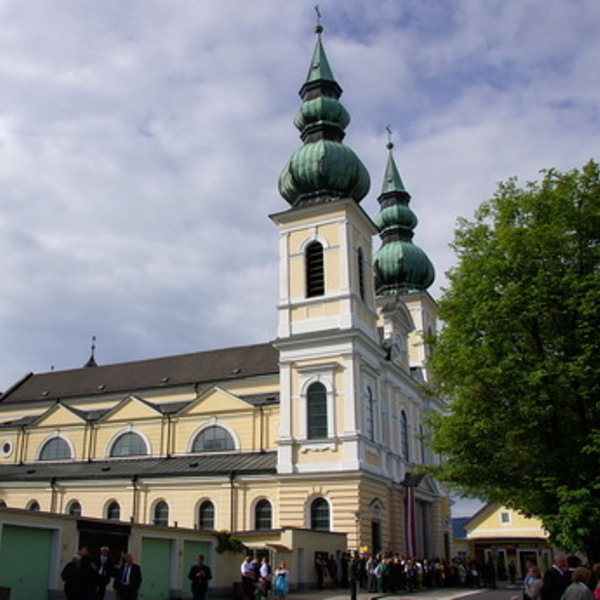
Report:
427,160,600,561
214,530,247,554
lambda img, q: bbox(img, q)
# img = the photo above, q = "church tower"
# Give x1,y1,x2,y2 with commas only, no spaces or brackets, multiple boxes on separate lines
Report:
374,139,437,379
271,21,447,555
271,22,381,478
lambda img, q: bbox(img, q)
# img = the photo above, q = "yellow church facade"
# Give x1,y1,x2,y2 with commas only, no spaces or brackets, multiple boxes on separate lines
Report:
0,22,449,562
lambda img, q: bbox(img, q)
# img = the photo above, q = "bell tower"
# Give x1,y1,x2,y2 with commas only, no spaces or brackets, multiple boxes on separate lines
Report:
271,22,380,475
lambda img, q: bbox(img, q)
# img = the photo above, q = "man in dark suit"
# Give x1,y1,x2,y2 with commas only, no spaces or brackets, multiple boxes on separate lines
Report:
541,555,570,600
95,546,116,600
115,553,142,600
188,554,213,600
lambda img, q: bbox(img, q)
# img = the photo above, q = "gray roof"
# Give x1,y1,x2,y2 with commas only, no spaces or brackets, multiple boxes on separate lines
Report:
0,342,279,405
0,451,277,482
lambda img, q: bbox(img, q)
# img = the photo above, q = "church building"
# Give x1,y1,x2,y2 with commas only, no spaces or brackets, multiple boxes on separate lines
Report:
0,23,449,559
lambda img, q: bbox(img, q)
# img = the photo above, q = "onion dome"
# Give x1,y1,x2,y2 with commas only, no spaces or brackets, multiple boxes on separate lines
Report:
374,140,435,296
278,24,370,208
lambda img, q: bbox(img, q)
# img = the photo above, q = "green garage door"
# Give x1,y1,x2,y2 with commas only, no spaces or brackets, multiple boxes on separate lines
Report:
0,525,54,600
140,537,172,599
183,540,213,586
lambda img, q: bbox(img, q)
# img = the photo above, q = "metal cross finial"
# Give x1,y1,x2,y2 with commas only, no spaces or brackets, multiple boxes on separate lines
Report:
386,126,394,150
314,5,323,33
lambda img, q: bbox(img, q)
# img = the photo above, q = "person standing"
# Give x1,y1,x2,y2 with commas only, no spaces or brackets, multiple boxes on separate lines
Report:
541,556,571,600
96,546,116,600
561,568,593,600
260,557,273,596
274,561,289,600
592,564,600,600
61,554,81,600
349,552,359,600
525,566,544,600
315,553,326,590
188,554,213,600
115,553,142,600
241,555,256,600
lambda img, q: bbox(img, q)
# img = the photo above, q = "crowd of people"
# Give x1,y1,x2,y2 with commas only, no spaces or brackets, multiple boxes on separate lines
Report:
240,555,289,600
523,555,600,600
314,551,500,595
60,546,142,600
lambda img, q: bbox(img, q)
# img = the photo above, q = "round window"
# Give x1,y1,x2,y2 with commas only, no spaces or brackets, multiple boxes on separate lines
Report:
1,441,13,457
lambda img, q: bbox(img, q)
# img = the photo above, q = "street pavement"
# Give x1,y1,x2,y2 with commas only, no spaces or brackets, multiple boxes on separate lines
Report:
276,582,522,600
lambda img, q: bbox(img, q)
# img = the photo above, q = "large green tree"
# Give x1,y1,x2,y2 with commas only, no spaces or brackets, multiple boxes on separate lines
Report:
427,160,600,561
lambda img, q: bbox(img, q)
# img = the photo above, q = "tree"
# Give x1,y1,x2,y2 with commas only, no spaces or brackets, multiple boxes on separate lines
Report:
426,160,600,561
214,530,247,554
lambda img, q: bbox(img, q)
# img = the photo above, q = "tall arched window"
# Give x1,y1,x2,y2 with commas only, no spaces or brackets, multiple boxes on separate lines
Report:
357,247,366,301
39,437,72,461
67,500,82,517
310,497,330,531
106,501,120,520
191,426,235,453
153,500,169,526
255,499,272,530
305,241,325,297
307,382,327,440
110,432,148,457
366,387,375,442
198,500,215,530
400,411,409,460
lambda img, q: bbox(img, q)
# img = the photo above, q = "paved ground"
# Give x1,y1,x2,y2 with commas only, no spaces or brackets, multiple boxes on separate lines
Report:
271,582,522,600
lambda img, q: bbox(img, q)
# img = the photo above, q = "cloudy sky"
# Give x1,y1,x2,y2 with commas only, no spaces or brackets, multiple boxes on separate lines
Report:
1,0,598,398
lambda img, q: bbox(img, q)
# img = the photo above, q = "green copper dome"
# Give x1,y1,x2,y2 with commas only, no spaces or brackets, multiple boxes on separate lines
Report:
278,25,370,208
374,142,435,295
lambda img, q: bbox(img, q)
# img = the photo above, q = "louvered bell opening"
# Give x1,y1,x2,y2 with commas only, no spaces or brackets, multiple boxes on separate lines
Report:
305,241,325,298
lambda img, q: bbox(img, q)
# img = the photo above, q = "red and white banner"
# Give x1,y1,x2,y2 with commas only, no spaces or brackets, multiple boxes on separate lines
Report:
404,484,417,557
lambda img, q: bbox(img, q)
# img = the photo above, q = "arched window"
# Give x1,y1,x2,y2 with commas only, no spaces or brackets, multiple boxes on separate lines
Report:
191,426,235,453
255,499,272,530
307,382,327,440
153,500,169,526
28,500,40,512
366,387,375,442
400,411,409,460
0,499,7,508
198,500,215,530
357,247,366,301
39,437,71,461
305,241,325,297
110,432,148,457
310,497,330,531
106,501,120,520
67,500,82,517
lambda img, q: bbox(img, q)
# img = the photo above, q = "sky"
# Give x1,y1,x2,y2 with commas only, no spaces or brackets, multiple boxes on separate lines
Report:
0,1,598,415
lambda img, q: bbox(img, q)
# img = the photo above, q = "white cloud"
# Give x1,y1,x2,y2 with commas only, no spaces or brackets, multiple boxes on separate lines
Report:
0,0,599,388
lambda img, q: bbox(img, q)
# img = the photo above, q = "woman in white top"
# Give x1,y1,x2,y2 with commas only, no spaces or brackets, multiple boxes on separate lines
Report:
525,566,544,600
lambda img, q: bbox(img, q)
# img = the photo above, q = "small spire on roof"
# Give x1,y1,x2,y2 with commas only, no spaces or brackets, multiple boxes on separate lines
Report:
84,335,98,368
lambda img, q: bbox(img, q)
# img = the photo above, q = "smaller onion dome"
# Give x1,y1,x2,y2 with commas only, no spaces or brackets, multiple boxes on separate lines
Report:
373,140,435,296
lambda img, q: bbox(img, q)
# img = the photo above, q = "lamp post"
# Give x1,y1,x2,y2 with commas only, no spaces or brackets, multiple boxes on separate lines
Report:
353,510,361,551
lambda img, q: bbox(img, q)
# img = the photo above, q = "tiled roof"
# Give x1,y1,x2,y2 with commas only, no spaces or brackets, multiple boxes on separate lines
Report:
0,342,279,405
0,451,277,482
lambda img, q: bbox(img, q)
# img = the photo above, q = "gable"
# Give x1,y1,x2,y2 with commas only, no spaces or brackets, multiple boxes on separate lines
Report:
100,395,161,423
181,387,253,416
33,403,86,428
